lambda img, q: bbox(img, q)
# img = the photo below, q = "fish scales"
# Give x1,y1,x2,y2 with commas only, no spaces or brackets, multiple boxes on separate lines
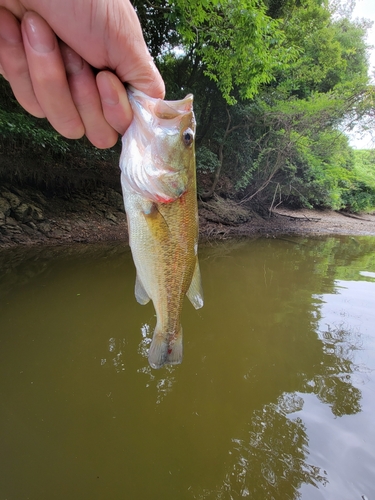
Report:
120,87,203,369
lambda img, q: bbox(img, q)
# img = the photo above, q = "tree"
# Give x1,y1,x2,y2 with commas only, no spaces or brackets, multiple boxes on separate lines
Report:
179,0,374,210
133,0,298,103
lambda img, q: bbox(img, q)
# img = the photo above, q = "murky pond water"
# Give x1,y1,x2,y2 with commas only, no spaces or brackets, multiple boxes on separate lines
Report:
0,235,375,500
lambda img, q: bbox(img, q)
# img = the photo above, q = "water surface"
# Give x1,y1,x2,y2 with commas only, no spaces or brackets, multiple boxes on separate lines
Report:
0,236,374,499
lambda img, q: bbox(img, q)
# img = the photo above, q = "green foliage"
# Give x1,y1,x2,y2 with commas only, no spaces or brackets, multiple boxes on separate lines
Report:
183,0,298,103
0,108,71,155
0,107,117,163
0,77,119,193
176,0,374,212
353,150,375,188
343,150,375,212
135,0,298,103
271,3,370,98
196,84,374,211
196,146,220,174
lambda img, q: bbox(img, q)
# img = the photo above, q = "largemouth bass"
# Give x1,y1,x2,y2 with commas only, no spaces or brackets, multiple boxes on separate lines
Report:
119,87,203,369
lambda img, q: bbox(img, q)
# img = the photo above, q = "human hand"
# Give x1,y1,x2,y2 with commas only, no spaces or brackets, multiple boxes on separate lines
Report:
0,1,165,148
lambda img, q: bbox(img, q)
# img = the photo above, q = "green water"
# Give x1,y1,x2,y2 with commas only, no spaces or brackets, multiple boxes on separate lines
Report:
0,236,375,500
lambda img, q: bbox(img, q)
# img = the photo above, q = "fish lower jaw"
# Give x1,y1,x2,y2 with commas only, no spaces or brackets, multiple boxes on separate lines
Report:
148,328,183,369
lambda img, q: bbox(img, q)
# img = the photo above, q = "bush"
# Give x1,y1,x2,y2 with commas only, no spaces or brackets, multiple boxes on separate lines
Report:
196,146,220,174
0,109,70,156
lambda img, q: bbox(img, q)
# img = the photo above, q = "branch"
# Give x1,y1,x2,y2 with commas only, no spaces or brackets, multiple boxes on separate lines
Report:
271,211,321,222
144,0,172,12
336,211,373,221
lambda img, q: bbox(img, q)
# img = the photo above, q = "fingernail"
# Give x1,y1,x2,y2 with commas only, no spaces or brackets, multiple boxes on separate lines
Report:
23,12,55,53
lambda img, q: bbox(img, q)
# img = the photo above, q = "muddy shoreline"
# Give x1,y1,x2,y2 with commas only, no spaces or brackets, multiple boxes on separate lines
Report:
1,185,374,249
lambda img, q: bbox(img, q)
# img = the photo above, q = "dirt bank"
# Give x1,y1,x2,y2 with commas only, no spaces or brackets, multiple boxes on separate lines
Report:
0,185,374,249
198,205,375,239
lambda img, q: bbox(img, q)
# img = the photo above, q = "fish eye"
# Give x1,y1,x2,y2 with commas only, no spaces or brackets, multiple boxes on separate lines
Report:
182,128,194,147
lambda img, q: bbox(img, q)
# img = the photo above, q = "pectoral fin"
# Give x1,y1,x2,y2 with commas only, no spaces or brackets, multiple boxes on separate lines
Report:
135,273,150,305
143,202,172,241
186,259,204,309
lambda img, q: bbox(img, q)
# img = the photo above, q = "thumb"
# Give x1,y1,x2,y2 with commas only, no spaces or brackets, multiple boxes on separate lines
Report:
103,6,165,99
115,47,165,100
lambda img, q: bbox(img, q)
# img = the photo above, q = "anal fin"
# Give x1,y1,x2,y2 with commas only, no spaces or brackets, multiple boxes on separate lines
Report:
135,273,150,305
186,258,204,309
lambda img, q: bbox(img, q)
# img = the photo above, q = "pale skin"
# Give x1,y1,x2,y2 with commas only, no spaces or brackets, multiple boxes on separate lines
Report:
0,0,165,148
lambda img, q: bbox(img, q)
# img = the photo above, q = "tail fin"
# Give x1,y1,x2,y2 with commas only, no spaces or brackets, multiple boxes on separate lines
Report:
148,326,183,369
148,334,168,369
165,327,183,366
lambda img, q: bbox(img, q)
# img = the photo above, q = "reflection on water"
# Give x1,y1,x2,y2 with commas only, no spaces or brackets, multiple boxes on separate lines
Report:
0,236,374,500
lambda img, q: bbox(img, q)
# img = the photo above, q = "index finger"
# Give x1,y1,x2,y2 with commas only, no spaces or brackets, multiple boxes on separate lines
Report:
21,11,84,139
96,71,133,136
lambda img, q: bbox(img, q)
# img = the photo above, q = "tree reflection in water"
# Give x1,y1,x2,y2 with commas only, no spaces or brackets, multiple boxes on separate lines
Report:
305,322,363,417
188,304,367,498
190,399,328,499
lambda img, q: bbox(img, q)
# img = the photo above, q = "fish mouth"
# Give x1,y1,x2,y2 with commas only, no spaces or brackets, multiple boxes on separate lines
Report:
154,95,193,120
127,86,193,120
